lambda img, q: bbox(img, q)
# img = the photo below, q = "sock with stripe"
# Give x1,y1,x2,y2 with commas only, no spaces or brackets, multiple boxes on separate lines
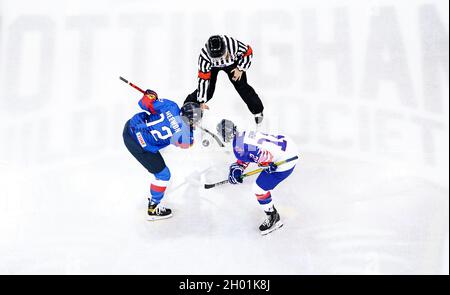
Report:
149,167,171,205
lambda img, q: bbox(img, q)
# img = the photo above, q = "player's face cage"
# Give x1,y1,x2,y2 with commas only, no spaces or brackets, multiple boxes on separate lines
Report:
217,119,236,143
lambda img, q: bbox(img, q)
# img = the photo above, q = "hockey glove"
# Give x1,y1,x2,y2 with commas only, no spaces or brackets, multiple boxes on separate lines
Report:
144,89,158,100
265,162,278,174
228,162,244,184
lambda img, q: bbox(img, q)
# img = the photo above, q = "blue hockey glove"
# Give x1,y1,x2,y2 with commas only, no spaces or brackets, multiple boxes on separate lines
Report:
265,162,278,174
228,162,244,184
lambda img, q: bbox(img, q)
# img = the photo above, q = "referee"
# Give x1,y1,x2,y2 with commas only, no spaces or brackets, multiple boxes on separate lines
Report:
184,35,264,125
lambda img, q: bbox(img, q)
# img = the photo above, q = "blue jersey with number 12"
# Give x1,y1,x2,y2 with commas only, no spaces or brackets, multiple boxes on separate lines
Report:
128,97,193,153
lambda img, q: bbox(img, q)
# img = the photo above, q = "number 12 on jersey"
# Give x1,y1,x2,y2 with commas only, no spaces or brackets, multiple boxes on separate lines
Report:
146,113,173,141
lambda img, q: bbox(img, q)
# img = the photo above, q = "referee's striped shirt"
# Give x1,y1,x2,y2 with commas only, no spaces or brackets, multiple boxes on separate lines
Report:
197,35,254,102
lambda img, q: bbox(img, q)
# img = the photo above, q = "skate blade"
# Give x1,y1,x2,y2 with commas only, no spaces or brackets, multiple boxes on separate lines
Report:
147,213,173,221
260,221,284,236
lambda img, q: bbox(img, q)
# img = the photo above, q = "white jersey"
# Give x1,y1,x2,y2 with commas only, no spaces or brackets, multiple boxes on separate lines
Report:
233,131,299,172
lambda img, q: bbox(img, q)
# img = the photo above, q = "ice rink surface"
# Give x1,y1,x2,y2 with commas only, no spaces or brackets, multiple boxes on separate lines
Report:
0,0,448,274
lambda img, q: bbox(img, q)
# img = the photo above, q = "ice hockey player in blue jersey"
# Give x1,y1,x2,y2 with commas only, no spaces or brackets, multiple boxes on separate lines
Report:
123,89,202,220
216,119,299,235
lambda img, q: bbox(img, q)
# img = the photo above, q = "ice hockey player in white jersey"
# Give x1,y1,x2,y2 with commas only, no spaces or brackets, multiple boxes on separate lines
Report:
216,119,299,235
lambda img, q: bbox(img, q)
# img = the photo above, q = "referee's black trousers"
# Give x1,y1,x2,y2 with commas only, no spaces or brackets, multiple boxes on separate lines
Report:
185,64,264,115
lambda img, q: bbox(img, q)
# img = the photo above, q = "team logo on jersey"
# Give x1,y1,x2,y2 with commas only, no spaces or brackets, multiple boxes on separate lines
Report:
136,132,147,148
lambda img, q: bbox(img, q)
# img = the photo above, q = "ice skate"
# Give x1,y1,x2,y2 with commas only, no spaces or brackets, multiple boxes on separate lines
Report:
259,207,283,235
147,203,173,221
254,112,264,126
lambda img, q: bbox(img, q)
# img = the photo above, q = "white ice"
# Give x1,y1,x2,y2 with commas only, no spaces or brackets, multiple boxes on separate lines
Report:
0,0,448,274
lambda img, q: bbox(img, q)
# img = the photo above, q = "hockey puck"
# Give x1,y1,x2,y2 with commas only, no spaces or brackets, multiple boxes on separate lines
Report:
202,139,210,147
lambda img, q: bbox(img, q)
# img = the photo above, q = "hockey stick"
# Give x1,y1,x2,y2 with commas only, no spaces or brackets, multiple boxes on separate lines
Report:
199,126,225,147
119,76,146,94
204,155,299,189
120,76,224,148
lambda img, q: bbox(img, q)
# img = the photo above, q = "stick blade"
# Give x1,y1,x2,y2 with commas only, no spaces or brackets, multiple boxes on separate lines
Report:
204,183,215,189
119,76,128,83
